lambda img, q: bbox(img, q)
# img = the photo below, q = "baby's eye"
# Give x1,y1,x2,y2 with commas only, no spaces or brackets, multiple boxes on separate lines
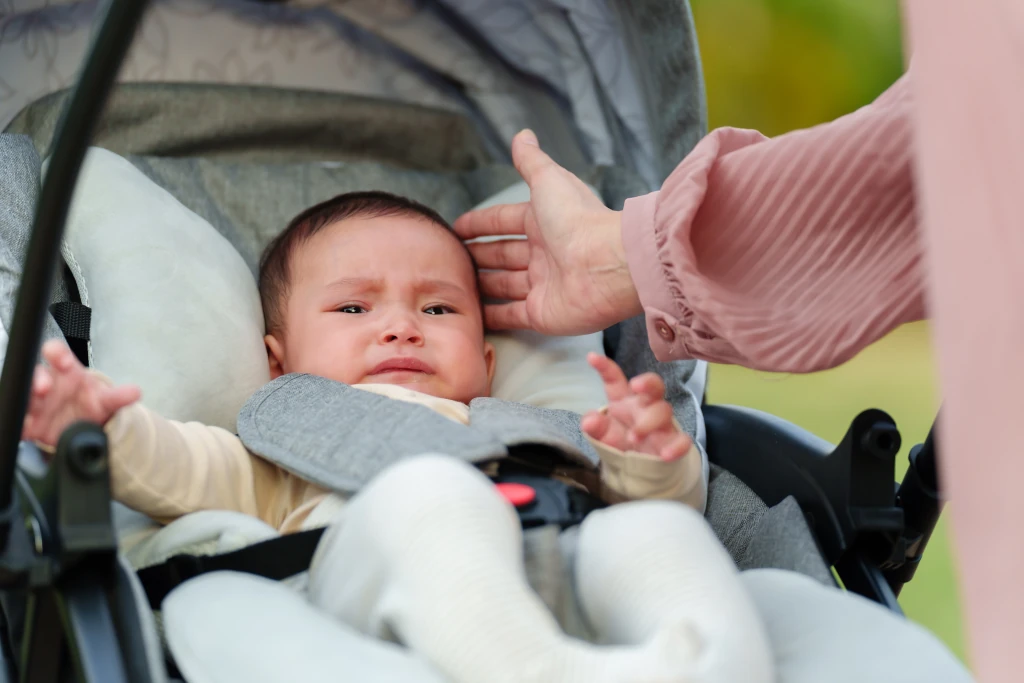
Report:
423,305,455,315
338,305,366,314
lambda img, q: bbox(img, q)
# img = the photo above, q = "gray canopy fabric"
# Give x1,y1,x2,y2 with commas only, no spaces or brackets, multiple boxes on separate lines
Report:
1,0,706,187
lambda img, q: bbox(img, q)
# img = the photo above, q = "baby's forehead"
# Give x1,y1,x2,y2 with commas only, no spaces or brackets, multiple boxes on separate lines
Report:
298,213,478,284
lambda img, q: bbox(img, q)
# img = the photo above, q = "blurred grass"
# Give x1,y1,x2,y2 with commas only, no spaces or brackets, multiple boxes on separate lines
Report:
689,0,965,660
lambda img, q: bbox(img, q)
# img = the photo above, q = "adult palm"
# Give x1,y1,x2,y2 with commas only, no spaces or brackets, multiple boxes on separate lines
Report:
453,130,642,336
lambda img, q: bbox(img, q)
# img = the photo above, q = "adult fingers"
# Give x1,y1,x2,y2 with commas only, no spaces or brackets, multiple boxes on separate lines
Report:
453,202,529,240
466,239,529,271
483,302,531,331
479,270,530,301
511,129,562,189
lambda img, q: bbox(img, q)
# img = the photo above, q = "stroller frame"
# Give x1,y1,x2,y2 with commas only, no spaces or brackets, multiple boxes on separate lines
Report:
0,0,945,681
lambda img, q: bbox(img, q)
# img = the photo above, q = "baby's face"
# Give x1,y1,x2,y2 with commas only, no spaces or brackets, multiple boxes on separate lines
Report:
265,215,495,404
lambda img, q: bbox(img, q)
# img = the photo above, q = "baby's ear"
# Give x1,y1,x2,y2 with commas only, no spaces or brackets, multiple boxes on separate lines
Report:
265,334,286,380
483,340,497,394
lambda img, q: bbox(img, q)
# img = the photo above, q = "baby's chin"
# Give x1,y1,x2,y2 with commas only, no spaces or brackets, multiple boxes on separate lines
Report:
358,372,445,395
356,373,487,404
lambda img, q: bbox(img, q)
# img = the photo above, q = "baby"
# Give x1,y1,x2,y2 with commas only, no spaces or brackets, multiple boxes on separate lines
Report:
23,192,772,683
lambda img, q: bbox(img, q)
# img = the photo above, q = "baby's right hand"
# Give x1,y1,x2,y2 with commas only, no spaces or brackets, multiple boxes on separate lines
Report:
22,340,141,448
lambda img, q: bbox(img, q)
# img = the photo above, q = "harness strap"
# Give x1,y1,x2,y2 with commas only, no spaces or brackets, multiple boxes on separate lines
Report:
135,528,325,609
49,301,91,366
134,472,605,609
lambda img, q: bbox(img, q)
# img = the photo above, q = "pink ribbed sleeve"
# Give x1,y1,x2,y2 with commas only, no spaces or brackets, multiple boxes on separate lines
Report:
622,75,923,372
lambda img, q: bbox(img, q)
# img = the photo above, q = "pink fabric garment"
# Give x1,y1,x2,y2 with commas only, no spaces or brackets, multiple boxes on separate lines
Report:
622,74,922,372
622,3,1024,680
905,3,1024,682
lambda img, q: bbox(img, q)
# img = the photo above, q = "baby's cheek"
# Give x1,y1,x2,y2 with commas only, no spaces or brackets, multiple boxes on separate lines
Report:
475,359,495,397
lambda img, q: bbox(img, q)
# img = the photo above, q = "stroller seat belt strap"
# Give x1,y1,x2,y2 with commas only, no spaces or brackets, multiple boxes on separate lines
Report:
135,527,325,609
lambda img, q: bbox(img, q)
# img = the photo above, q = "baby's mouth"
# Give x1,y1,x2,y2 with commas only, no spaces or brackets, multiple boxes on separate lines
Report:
369,358,435,375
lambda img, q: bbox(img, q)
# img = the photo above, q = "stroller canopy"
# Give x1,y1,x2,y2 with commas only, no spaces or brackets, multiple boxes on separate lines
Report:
1,0,707,187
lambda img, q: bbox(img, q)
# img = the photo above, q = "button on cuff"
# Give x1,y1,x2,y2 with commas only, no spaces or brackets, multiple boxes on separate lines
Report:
655,320,675,342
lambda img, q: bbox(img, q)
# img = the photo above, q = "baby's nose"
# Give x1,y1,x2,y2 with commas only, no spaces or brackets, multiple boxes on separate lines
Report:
381,319,423,345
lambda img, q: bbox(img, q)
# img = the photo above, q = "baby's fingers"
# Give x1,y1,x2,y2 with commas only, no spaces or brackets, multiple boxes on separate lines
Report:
41,340,76,373
587,353,630,401
628,373,666,403
658,432,693,462
581,409,631,451
580,410,611,441
32,365,53,397
21,409,38,439
629,401,675,443
98,384,141,416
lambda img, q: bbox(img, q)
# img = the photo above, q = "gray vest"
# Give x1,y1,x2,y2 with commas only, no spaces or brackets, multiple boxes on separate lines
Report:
236,373,601,496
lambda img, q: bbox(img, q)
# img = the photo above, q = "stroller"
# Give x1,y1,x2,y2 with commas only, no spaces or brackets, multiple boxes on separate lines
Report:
0,0,945,681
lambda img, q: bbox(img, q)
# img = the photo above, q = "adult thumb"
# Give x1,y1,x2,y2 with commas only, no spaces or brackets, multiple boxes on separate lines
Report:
511,129,557,188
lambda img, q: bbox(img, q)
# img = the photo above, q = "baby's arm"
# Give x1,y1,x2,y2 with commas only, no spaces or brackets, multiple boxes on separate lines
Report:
581,354,708,512
24,341,263,524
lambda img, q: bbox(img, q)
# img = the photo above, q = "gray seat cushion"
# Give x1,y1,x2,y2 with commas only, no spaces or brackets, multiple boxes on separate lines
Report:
706,465,833,585
0,133,67,351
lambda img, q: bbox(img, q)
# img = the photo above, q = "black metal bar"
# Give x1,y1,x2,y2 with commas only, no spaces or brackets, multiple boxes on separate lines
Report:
12,424,132,683
19,590,63,683
836,551,904,616
0,0,148,530
886,418,943,595
58,570,129,683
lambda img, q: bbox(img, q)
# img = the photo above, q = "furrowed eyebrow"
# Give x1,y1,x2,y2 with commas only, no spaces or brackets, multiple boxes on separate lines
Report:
325,277,471,300
416,278,470,298
326,277,384,292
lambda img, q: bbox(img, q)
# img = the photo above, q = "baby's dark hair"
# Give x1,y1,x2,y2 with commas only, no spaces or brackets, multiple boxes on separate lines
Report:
259,191,477,335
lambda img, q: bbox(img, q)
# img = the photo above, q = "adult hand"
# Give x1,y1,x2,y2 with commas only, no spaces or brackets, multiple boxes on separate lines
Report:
453,130,643,336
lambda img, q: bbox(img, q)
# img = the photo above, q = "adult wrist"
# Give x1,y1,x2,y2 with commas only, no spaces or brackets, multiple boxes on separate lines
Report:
590,208,643,330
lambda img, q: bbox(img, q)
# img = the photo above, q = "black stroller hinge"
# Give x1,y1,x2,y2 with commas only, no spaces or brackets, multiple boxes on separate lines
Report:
10,423,148,683
704,403,944,612
833,412,945,608
884,422,944,594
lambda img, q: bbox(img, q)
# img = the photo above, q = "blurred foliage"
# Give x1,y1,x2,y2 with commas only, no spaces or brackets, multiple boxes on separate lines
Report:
689,0,967,663
691,0,905,134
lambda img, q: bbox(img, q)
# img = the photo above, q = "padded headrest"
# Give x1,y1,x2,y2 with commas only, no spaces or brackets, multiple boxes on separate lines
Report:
58,148,608,430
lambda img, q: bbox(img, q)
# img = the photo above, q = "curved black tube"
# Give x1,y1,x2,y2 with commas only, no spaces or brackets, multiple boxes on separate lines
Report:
0,0,148,517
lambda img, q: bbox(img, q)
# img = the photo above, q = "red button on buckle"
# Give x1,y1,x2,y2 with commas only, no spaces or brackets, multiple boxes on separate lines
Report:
495,483,536,508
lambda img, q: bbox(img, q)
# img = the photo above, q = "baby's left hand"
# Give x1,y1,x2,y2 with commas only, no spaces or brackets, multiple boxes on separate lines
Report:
581,353,692,462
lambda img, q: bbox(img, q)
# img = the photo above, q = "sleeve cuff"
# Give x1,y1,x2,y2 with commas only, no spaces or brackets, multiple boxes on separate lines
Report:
584,414,707,512
622,192,689,362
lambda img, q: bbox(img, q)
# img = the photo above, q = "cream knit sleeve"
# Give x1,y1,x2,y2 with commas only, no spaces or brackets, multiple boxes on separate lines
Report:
585,422,707,514
103,402,262,524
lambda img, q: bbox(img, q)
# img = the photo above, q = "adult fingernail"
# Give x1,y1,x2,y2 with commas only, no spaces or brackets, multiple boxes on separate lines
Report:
518,129,538,146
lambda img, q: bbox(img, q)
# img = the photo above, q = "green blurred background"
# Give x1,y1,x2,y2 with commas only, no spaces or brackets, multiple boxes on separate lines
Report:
689,0,965,662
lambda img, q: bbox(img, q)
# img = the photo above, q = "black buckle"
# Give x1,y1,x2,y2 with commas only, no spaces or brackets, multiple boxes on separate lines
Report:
492,471,605,529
